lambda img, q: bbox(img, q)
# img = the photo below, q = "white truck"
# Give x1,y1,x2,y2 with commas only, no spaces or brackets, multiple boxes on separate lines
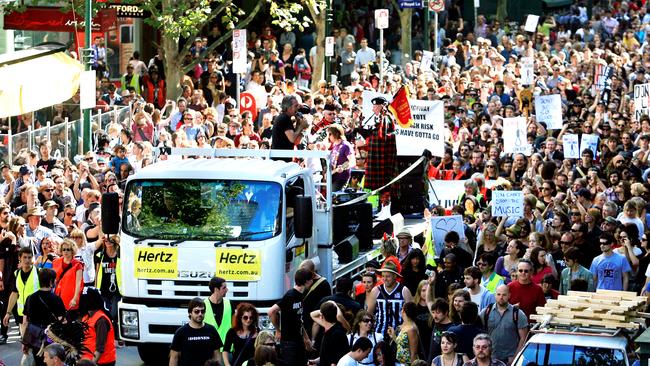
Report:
101,148,422,362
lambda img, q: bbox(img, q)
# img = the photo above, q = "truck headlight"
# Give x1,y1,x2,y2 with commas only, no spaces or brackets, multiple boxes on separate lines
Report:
120,309,140,339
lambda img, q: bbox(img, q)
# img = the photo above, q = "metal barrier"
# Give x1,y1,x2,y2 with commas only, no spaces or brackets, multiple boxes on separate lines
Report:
6,106,130,165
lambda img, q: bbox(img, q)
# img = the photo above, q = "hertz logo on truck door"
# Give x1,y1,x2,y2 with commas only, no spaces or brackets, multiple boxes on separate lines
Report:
134,247,178,279
215,249,262,281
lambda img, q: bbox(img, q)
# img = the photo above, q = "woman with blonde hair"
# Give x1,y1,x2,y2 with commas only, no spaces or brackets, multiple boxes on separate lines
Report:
241,331,276,366
70,228,96,287
52,238,84,311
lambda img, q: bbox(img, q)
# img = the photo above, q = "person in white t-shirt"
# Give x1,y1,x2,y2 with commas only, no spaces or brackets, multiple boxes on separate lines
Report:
337,337,373,366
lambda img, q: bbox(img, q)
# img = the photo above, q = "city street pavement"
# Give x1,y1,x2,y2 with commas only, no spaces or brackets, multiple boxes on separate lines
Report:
1,323,146,365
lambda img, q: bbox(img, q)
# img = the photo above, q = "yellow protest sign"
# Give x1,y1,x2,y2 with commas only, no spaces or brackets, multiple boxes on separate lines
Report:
215,248,262,281
134,247,178,279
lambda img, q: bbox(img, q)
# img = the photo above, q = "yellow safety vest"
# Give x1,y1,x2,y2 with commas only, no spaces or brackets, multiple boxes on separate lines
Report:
423,227,437,268
15,267,39,316
120,74,141,95
483,272,504,294
95,252,122,296
204,297,232,351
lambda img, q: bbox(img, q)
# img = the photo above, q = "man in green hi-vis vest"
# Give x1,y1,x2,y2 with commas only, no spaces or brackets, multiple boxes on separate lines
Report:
204,276,232,352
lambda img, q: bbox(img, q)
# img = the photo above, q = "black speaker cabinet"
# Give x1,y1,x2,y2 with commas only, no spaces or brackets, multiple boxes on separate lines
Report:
333,202,372,251
334,235,360,263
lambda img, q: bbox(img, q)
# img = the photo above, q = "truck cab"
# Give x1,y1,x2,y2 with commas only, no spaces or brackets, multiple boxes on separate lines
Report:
103,149,338,361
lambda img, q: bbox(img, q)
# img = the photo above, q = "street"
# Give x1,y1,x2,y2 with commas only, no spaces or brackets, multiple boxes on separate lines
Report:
1,323,146,366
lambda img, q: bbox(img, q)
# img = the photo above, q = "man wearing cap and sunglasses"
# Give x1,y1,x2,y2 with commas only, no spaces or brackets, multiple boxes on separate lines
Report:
366,261,413,337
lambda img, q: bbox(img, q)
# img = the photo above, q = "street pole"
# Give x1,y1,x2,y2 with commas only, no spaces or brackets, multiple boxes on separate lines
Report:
325,0,331,84
82,0,92,153
379,28,384,82
434,11,438,55
424,1,430,51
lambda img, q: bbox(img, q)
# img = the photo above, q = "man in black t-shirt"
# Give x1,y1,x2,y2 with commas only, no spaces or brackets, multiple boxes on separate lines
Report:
271,95,309,161
268,268,314,366
170,297,223,366
311,301,349,366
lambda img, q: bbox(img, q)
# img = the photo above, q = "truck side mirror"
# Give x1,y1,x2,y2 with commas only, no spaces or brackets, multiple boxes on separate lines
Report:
294,195,313,239
101,192,121,234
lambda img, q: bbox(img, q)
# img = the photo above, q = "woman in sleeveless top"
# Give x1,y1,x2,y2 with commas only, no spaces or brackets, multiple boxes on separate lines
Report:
388,302,419,365
431,332,469,366
348,310,384,365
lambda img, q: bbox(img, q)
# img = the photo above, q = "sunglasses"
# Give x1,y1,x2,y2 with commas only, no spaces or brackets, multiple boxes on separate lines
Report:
242,315,252,321
66,213,74,217
361,318,373,323
43,189,54,193
600,242,611,245
61,248,73,252
192,309,206,314
518,269,530,273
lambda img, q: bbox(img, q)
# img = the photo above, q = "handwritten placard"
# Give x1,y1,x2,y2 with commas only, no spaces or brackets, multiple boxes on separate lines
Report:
503,117,531,155
634,83,650,121
580,134,599,157
535,94,563,130
492,191,524,217
430,215,465,259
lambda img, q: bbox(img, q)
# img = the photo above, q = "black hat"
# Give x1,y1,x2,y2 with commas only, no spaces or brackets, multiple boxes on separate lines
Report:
371,97,388,105
298,104,311,114
323,103,337,111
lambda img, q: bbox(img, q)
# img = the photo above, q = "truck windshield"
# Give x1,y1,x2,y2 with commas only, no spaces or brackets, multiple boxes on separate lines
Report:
514,342,625,366
123,179,282,241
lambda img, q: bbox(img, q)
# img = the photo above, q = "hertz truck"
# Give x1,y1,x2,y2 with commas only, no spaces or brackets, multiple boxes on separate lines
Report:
102,148,406,362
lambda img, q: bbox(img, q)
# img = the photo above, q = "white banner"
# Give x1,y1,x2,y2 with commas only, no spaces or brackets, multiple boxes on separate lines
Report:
362,91,445,157
634,83,650,121
232,29,247,74
428,179,500,209
492,190,523,217
520,57,535,86
502,117,531,155
563,134,580,159
534,94,562,130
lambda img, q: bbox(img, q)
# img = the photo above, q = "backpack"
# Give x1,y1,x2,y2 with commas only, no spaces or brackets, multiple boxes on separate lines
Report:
482,303,520,330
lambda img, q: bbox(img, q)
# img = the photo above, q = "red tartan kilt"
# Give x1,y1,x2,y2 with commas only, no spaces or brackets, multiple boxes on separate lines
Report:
365,133,397,191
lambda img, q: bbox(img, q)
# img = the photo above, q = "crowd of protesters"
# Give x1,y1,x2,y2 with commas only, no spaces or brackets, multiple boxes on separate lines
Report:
4,0,650,365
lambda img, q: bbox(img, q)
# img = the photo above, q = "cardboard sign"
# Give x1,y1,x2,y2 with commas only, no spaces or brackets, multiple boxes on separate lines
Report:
525,15,539,32
563,134,580,159
362,91,445,157
232,29,247,74
430,215,465,259
502,117,531,155
534,94,563,130
215,248,262,281
520,57,535,86
325,36,335,57
581,134,599,157
428,179,501,209
492,191,524,217
375,9,389,29
634,83,650,121
134,247,178,279
421,51,434,72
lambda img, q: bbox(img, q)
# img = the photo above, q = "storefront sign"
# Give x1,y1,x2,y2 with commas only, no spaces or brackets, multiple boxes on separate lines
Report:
4,7,117,33
109,4,150,18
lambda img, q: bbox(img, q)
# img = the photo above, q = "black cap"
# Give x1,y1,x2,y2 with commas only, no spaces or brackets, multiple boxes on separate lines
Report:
371,97,388,105
323,103,337,111
298,104,311,114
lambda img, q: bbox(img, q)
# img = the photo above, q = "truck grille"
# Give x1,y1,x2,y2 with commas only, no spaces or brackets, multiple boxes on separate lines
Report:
144,280,250,298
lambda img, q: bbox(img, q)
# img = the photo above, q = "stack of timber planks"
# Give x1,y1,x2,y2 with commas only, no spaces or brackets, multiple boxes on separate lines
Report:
530,289,646,330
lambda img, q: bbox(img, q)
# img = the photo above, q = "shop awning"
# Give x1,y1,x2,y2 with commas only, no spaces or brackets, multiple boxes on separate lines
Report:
0,44,83,118
541,0,573,7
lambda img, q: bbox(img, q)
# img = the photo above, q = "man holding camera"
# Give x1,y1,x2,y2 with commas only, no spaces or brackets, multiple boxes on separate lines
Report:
271,95,309,161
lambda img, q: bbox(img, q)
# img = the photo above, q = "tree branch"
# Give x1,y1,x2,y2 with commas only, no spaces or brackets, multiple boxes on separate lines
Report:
181,0,264,73
177,0,232,61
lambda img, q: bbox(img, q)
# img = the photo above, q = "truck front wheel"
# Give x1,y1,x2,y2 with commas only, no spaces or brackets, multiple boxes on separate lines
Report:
137,344,168,364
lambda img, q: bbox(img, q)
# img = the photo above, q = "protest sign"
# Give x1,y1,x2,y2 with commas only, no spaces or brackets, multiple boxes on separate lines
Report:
430,215,465,258
520,57,535,86
580,134,599,157
524,15,539,32
563,134,580,159
492,191,524,217
421,51,434,72
534,94,562,130
502,117,531,155
634,83,650,121
232,29,247,74
428,179,501,209
362,90,445,157
325,36,335,57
